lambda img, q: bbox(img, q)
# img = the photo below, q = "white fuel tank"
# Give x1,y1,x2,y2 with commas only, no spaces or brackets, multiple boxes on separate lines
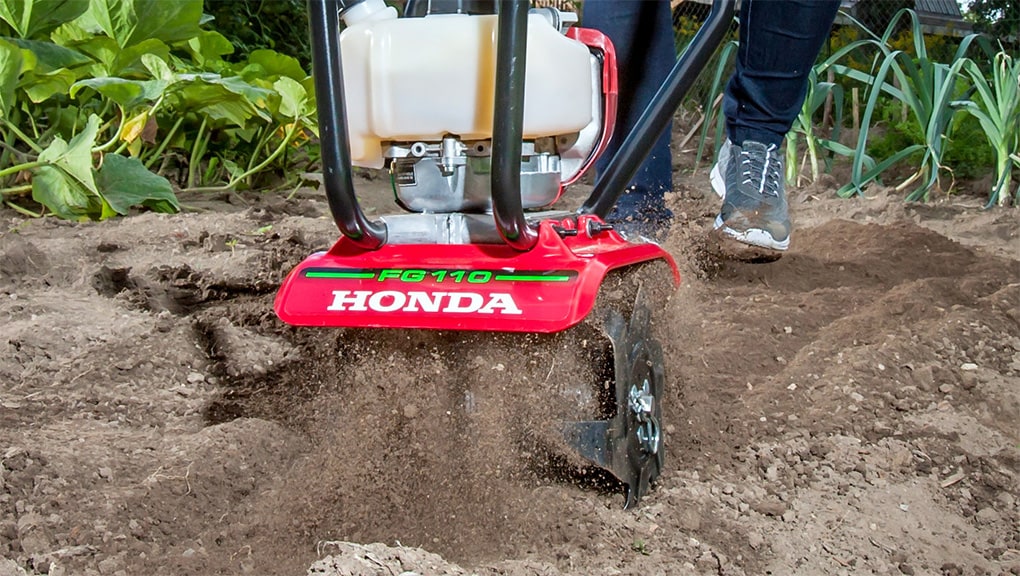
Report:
340,11,594,168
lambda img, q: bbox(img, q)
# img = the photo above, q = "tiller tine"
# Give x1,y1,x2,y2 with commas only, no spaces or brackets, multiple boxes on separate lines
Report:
562,285,664,509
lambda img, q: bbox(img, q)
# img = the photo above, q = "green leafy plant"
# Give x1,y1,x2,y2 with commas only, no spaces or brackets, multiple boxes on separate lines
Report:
0,0,316,220
785,70,841,187
781,32,886,187
943,112,996,181
631,539,650,556
830,9,988,200
0,0,89,39
955,50,1019,206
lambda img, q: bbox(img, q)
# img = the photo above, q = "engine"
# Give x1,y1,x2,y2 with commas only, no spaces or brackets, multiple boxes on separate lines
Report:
338,5,611,213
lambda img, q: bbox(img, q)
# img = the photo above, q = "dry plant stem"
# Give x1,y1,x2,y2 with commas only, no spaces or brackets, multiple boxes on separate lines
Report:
822,68,835,128
680,93,723,151
852,87,860,132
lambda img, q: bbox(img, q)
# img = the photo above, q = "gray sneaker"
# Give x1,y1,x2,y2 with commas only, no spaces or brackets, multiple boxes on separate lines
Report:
713,140,790,251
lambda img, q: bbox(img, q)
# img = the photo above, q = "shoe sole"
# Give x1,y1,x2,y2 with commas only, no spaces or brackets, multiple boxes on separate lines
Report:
705,227,785,263
708,215,789,263
712,215,790,251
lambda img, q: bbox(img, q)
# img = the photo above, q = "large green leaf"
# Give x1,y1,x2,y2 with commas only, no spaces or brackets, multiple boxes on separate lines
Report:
6,37,90,71
67,33,169,77
71,75,166,107
244,49,306,82
0,37,20,118
29,115,179,220
87,0,203,48
110,37,168,76
37,113,99,193
274,76,306,120
20,66,75,102
171,73,272,127
140,52,171,82
0,0,88,39
70,34,117,73
96,152,178,214
31,163,96,219
185,30,233,67
31,115,101,219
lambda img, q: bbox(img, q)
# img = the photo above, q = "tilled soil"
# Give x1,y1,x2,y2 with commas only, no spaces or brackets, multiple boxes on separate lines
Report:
0,177,1018,576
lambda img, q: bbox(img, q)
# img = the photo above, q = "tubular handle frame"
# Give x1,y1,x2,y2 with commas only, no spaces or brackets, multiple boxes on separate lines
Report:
579,0,735,218
306,0,736,250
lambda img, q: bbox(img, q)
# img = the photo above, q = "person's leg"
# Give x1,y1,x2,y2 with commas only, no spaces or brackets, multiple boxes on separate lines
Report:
724,0,840,146
715,0,839,253
583,0,675,236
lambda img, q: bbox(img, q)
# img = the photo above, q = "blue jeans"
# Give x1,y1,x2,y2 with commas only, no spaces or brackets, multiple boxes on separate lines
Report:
724,0,841,147
583,0,840,218
584,0,675,222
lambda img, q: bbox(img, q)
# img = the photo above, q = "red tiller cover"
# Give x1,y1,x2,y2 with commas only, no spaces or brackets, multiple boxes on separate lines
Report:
275,217,678,333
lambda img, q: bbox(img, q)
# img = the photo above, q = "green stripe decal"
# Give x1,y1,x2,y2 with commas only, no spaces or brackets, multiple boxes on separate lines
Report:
305,271,375,279
493,274,572,282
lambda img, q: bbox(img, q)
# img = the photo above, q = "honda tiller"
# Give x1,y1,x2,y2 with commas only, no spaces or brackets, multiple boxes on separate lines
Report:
276,0,734,507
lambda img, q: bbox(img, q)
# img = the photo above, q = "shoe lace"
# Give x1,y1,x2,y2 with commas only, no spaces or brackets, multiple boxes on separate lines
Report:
739,143,782,197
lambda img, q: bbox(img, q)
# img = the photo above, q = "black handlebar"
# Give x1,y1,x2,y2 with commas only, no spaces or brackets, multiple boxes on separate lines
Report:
308,0,386,249
490,0,540,250
580,0,735,218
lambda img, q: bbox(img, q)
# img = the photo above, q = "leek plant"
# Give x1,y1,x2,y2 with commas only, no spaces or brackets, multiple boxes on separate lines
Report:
834,10,986,200
783,34,882,187
956,51,1020,206
784,68,842,186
